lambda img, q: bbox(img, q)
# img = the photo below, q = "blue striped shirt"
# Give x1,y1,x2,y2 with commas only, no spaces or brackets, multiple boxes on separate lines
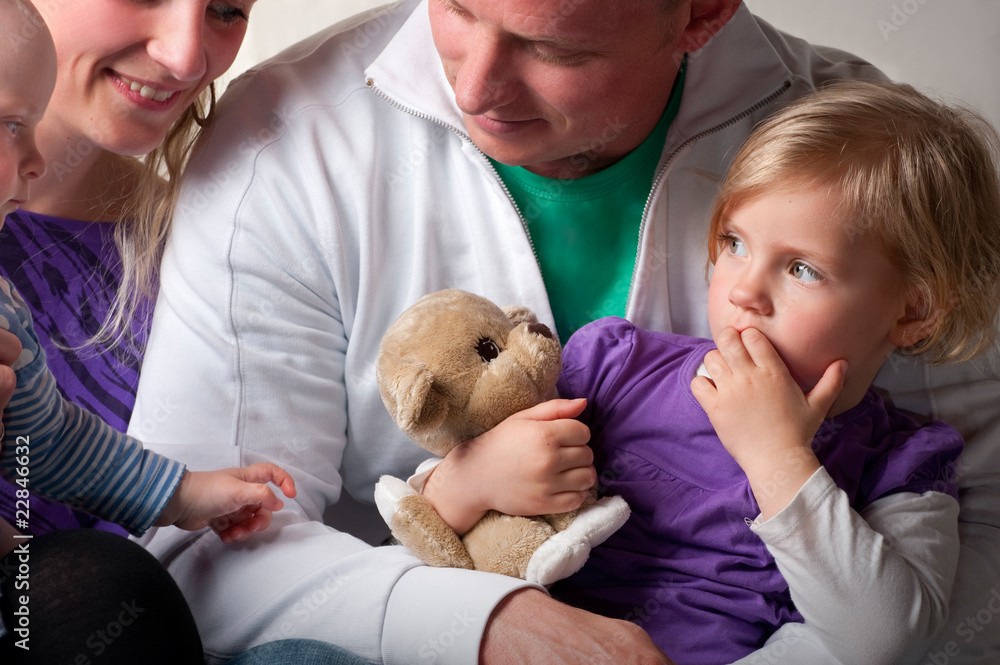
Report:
0,277,184,536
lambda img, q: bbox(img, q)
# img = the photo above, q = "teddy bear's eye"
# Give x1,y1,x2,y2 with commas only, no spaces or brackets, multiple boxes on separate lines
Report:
476,338,501,363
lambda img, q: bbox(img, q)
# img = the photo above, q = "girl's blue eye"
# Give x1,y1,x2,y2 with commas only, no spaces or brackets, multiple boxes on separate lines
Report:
3,121,20,135
791,262,822,283
726,236,747,256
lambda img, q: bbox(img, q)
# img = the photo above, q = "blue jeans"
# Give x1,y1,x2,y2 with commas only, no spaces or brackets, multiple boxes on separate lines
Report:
225,639,369,665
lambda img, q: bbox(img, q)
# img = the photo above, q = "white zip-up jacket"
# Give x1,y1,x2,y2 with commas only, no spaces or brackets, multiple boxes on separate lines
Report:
132,2,1000,663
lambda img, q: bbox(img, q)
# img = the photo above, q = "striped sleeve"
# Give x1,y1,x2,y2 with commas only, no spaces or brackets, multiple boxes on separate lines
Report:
0,282,185,535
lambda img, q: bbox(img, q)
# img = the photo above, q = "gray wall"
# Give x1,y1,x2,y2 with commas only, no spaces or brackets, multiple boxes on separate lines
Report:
747,0,1000,132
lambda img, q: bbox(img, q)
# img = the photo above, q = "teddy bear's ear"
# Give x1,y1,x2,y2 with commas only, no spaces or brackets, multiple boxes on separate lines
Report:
502,305,538,327
381,360,449,438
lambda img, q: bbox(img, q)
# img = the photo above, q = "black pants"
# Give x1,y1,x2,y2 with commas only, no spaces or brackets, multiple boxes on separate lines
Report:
0,529,202,664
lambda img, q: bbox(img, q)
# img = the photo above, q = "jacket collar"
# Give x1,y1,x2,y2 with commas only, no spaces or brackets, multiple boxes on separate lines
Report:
673,4,796,142
365,1,795,153
365,0,467,136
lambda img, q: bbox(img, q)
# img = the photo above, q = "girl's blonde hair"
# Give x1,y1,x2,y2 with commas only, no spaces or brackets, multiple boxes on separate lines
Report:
91,85,214,352
708,80,1000,363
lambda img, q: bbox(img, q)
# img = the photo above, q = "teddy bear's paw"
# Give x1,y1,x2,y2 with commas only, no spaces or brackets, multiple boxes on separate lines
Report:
576,495,631,544
373,475,418,525
524,496,631,586
524,533,591,586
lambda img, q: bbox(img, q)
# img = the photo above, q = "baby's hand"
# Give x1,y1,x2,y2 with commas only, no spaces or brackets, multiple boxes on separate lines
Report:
155,463,297,543
691,327,845,519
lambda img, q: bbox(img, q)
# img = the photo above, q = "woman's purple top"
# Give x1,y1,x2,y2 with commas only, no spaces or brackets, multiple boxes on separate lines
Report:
552,317,963,665
0,210,151,537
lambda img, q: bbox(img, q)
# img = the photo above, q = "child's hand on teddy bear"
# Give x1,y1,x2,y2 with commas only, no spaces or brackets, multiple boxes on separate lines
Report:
424,398,597,535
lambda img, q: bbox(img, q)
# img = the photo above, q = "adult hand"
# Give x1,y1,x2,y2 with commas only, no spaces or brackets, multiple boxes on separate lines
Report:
481,589,677,665
0,328,22,412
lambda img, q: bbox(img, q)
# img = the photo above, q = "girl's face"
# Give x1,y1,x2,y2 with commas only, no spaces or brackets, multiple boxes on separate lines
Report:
37,0,256,156
707,187,920,403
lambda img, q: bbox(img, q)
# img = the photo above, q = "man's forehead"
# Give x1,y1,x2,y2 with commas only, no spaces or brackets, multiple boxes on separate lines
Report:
439,0,657,44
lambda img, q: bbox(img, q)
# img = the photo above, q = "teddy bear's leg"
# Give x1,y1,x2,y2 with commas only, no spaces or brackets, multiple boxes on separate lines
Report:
462,512,556,579
375,475,476,569
525,495,631,586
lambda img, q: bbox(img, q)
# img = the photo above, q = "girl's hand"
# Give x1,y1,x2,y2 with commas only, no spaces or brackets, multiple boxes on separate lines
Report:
423,398,595,535
691,327,846,520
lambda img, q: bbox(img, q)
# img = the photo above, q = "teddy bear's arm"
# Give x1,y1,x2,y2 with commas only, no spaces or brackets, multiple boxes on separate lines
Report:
375,475,475,569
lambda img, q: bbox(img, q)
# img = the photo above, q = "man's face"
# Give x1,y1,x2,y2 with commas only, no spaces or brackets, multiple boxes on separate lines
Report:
429,0,687,179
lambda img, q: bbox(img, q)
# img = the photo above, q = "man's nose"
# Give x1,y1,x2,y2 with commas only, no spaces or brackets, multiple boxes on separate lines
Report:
453,33,519,115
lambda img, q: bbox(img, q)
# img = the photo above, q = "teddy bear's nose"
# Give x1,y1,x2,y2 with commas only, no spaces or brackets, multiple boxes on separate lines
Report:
527,323,553,339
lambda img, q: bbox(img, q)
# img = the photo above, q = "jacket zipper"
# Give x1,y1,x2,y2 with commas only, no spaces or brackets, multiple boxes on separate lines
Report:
624,79,793,315
365,78,544,275
368,77,793,318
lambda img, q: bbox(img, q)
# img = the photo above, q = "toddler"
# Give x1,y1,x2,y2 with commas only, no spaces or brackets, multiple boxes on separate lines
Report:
552,80,1000,665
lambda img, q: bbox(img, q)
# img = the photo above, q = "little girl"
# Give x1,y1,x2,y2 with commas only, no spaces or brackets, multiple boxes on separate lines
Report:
550,80,1000,665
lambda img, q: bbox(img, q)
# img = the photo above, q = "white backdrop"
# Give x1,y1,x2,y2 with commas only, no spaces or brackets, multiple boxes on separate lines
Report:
223,0,1000,133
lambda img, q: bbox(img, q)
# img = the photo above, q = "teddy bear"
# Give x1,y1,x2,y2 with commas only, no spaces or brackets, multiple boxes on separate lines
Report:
373,289,630,586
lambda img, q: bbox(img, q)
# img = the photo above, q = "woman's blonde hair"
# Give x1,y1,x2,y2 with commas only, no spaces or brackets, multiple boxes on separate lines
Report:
90,85,214,352
708,80,1000,363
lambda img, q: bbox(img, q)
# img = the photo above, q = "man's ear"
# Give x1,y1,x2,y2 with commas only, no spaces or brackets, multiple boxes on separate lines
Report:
677,0,742,53
890,289,943,349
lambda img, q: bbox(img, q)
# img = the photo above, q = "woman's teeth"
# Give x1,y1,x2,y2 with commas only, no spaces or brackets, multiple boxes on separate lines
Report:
120,76,175,102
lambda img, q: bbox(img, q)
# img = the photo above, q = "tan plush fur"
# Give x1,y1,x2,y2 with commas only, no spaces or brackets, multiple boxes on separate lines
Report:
376,289,595,578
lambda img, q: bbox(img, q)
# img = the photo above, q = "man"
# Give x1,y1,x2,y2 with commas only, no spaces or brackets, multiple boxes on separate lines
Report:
132,1,1000,663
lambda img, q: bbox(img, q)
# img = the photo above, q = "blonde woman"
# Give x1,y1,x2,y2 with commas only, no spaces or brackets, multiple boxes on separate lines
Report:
0,0,242,536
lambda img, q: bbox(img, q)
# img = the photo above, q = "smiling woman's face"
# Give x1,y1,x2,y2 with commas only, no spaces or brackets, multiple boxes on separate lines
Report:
37,0,255,156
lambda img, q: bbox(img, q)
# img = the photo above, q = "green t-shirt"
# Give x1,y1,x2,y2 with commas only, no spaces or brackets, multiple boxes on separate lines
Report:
491,65,685,343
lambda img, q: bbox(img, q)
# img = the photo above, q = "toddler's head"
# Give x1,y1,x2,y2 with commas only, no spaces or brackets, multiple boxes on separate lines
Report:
0,0,56,218
708,80,1000,367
